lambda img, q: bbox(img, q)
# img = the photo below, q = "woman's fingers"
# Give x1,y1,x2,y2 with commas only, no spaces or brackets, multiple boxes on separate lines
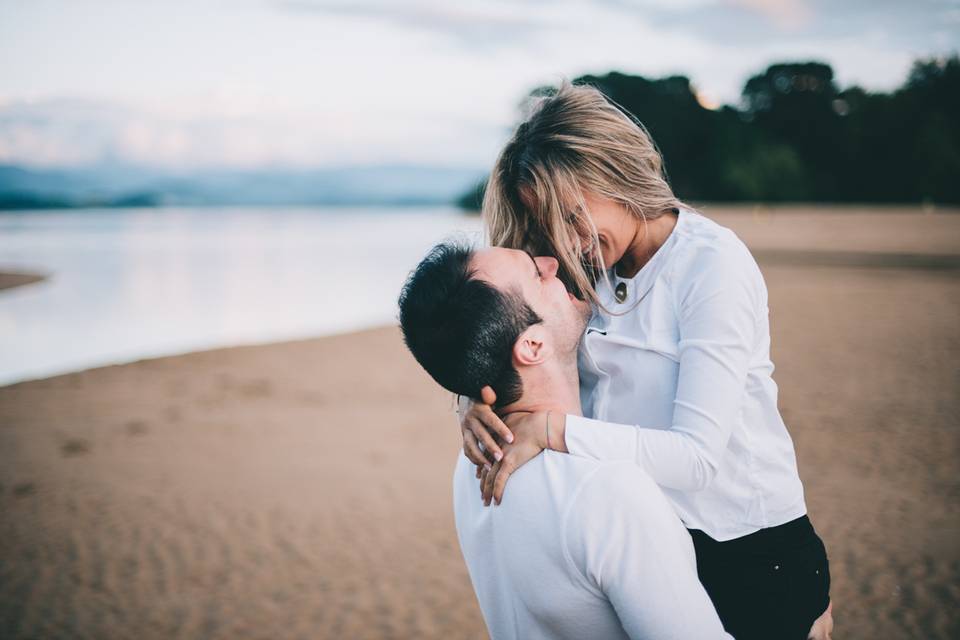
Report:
462,428,487,466
479,406,514,445
481,462,492,505
492,456,518,505
478,464,489,498
806,600,833,640
468,415,504,461
482,460,500,506
480,385,497,406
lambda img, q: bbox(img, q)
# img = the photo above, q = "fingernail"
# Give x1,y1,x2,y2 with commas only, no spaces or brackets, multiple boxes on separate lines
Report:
494,452,503,462
484,463,492,472
507,435,514,443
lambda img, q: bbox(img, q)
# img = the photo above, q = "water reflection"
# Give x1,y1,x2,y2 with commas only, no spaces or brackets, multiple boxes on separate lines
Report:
0,207,482,385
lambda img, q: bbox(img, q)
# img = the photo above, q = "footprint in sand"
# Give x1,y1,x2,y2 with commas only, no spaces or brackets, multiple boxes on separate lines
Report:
239,379,272,398
12,482,36,497
61,438,91,457
297,391,325,405
126,420,149,436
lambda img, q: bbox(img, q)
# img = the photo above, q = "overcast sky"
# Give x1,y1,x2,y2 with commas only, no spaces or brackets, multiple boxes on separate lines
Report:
1,0,957,170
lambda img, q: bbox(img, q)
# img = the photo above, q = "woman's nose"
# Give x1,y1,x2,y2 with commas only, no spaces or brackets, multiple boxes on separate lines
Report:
536,256,559,278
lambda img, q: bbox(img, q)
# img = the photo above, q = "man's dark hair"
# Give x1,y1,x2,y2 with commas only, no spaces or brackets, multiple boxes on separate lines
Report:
398,241,542,407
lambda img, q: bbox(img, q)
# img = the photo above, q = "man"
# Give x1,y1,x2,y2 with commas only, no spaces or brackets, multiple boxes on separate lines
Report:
398,241,732,639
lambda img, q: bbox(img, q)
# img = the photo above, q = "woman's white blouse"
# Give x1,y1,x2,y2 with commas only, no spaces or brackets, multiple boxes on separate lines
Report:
567,208,807,541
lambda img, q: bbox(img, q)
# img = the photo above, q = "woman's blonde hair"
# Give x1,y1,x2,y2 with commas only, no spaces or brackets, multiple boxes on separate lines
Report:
483,81,685,305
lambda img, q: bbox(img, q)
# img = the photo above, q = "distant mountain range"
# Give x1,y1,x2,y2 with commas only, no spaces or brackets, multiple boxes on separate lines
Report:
0,164,486,209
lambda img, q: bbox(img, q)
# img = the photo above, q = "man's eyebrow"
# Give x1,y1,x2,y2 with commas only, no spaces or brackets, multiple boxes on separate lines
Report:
524,250,541,278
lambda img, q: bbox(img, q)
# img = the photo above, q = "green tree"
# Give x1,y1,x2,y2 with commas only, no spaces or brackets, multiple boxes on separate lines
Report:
455,55,960,209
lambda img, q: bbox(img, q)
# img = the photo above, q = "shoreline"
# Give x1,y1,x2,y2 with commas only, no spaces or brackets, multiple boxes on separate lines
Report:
0,321,394,389
6,244,958,388
0,271,47,292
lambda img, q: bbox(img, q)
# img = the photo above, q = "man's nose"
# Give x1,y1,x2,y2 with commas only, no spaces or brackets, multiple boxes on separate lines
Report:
536,256,560,278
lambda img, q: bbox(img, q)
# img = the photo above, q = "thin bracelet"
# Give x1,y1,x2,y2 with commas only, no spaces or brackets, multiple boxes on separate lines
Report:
545,411,552,450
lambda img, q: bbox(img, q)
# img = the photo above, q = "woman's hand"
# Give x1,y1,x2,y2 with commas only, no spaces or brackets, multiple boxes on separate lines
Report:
480,411,550,506
806,600,833,640
459,386,514,467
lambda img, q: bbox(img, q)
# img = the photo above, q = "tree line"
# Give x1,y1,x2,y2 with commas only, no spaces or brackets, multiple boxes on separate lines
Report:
459,56,959,208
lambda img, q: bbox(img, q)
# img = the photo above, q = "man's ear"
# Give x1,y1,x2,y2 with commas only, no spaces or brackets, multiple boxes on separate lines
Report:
513,325,549,367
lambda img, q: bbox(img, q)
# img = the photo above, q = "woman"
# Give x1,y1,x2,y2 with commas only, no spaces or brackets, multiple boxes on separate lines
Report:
459,82,833,640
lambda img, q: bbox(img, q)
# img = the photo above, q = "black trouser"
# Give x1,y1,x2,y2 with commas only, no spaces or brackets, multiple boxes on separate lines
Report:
689,516,830,640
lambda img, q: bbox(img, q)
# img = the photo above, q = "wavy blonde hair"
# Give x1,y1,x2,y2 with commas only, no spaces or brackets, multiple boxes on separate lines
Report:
483,81,686,306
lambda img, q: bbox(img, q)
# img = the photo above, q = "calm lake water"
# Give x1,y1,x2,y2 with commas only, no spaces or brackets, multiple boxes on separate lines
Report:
0,206,482,386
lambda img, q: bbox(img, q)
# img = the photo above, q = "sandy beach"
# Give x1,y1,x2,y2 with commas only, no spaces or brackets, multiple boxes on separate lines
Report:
1,207,958,639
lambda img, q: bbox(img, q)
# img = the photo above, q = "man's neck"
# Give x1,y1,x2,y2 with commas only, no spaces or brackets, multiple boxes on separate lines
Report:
499,359,582,418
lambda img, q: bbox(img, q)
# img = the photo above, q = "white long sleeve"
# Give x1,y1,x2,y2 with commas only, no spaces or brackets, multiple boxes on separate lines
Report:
567,242,758,492
568,209,806,541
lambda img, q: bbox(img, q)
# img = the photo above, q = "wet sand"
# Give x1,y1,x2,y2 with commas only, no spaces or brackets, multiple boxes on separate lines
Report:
1,207,958,639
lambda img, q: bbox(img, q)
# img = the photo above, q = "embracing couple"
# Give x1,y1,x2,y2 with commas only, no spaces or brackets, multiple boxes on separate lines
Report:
399,83,833,639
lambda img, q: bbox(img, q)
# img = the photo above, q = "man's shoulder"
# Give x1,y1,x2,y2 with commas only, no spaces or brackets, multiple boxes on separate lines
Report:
567,459,665,510
561,460,691,577
562,459,685,545
541,453,659,503
454,453,669,519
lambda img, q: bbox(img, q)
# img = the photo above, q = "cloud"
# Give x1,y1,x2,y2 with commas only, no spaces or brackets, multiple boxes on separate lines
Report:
594,0,960,49
732,0,813,29
0,98,501,169
0,99,131,166
275,0,549,48
275,0,960,72
2,1,954,169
